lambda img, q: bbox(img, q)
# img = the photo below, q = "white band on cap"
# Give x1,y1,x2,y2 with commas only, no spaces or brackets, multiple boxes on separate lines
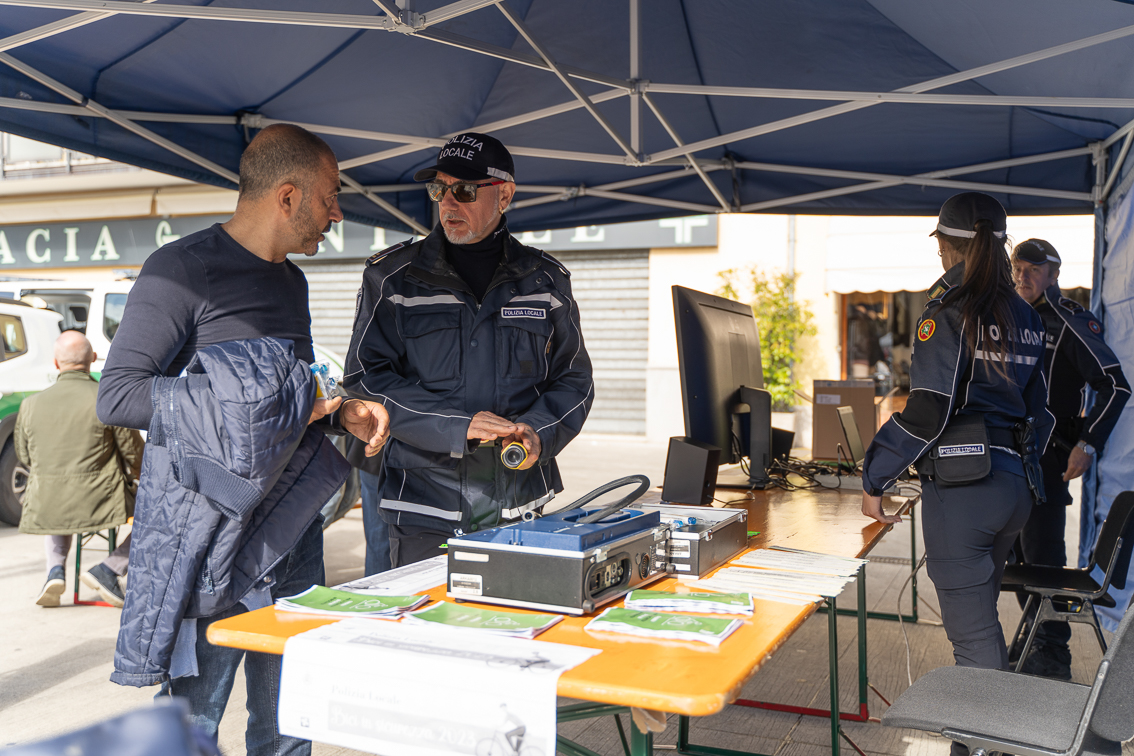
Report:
937,222,1006,239
486,167,514,182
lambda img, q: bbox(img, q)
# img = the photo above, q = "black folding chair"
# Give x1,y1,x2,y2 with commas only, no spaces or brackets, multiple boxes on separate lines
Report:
882,604,1134,756
1002,490,1134,671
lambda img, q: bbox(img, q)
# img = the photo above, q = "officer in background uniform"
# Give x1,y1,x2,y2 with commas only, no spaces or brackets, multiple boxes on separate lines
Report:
862,194,1053,756
1010,238,1131,679
342,132,594,567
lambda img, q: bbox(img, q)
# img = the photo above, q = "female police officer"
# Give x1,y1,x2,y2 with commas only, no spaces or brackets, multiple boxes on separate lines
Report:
861,193,1054,693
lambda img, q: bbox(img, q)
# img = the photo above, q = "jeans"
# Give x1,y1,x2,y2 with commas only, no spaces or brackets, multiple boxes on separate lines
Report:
360,470,391,575
158,520,324,756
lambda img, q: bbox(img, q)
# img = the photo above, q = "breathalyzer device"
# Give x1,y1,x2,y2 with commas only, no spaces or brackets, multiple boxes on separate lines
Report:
501,442,528,469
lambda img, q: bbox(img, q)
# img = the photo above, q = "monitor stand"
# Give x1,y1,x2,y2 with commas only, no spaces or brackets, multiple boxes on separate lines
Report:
720,385,772,490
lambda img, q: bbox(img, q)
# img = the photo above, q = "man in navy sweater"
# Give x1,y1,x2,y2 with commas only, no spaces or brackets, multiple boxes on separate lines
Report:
98,123,388,756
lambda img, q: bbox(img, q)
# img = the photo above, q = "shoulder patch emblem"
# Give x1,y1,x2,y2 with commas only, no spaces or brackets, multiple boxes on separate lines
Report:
366,240,409,267
1089,320,1101,334
918,319,936,341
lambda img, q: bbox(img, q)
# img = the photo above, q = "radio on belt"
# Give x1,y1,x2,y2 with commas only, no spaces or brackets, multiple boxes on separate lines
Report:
447,476,670,615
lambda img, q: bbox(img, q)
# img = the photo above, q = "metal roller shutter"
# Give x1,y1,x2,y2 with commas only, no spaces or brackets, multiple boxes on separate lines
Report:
300,249,650,435
554,249,648,436
297,260,366,360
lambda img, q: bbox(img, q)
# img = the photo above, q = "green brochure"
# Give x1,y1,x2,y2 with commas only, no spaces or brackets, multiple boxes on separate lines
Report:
275,586,428,617
624,590,754,615
402,601,563,638
586,607,742,646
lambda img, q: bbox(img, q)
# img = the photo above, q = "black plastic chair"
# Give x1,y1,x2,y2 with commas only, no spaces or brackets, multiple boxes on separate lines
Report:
882,604,1134,756
1002,490,1134,671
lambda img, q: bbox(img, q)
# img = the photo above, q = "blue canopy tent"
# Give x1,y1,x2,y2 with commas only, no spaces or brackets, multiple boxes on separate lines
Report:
3,0,1134,623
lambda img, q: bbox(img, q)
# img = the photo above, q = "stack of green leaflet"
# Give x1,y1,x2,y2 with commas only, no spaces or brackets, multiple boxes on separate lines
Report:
275,586,429,618
402,601,562,638
586,607,742,646
623,590,754,615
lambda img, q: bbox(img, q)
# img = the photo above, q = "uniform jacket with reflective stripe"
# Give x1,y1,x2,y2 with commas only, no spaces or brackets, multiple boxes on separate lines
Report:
343,224,594,532
109,338,349,686
1034,283,1130,451
863,263,1055,496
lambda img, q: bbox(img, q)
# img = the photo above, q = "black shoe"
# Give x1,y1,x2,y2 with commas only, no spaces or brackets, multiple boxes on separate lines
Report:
81,563,125,607
1019,641,1072,681
36,566,65,607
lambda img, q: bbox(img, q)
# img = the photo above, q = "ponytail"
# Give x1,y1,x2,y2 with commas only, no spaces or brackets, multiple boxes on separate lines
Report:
940,220,1018,380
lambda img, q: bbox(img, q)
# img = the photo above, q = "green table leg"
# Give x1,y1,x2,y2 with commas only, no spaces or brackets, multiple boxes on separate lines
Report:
630,718,652,756
827,595,841,756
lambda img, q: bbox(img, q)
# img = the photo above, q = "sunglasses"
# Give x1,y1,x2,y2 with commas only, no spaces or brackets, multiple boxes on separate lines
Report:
426,179,504,203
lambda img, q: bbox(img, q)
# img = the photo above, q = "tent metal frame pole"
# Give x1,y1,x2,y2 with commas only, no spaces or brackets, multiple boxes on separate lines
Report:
646,21,1134,164
1103,114,1134,150
495,1,637,162
0,0,160,53
1100,132,1134,203
643,82,1134,110
641,93,731,211
0,0,490,32
511,185,718,214
336,88,628,170
340,173,429,236
0,52,238,184
509,166,722,209
629,0,641,156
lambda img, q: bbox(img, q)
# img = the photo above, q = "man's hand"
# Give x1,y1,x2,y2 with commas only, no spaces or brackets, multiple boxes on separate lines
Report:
862,492,902,525
501,423,542,470
341,399,390,457
467,411,518,443
1063,446,1093,482
309,396,342,426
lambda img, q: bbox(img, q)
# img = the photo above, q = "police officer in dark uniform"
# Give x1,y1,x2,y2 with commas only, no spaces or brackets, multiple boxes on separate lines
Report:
862,194,1053,756
1009,238,1131,678
342,133,594,567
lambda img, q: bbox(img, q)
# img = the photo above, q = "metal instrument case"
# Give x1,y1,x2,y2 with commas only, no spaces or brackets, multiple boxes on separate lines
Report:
446,508,672,615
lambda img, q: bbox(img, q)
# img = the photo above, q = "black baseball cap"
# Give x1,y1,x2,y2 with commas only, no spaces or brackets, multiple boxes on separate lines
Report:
1013,238,1061,266
413,132,515,183
930,192,1007,239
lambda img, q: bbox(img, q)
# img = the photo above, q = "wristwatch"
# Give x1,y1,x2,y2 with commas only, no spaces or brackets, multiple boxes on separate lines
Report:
1076,440,1097,456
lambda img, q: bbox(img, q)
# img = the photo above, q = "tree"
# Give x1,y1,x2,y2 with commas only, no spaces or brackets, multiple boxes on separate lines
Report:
717,267,817,412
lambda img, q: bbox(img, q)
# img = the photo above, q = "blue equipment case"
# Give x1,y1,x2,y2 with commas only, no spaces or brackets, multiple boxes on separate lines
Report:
446,507,672,615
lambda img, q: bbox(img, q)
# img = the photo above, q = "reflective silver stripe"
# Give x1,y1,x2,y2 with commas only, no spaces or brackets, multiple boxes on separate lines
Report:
379,499,462,521
500,490,555,520
975,350,1038,365
936,222,1006,239
486,167,514,182
388,294,463,307
508,293,563,310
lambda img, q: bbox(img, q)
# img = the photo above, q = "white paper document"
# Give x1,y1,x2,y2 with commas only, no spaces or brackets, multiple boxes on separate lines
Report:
333,554,447,595
732,548,866,577
278,618,599,756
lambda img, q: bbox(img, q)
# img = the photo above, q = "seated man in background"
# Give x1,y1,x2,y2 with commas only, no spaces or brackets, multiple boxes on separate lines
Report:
17,330,143,608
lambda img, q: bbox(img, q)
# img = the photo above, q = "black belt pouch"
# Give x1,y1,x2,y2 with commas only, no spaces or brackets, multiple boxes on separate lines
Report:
920,414,992,486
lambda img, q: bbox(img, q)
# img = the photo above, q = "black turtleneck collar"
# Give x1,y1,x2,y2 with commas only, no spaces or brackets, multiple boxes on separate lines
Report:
445,215,508,303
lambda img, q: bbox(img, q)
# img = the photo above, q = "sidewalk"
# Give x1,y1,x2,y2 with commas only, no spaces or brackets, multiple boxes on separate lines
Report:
0,436,1121,756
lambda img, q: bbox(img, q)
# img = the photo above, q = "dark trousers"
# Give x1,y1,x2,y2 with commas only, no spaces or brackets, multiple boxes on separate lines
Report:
922,471,1033,756
1013,447,1073,647
388,522,449,567
159,519,324,756
360,470,392,575
922,471,1033,668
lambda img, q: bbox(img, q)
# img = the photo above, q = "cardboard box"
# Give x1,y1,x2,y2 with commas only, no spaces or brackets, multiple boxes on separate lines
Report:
811,380,876,461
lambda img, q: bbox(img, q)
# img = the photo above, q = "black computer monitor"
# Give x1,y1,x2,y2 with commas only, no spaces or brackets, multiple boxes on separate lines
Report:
672,285,771,486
